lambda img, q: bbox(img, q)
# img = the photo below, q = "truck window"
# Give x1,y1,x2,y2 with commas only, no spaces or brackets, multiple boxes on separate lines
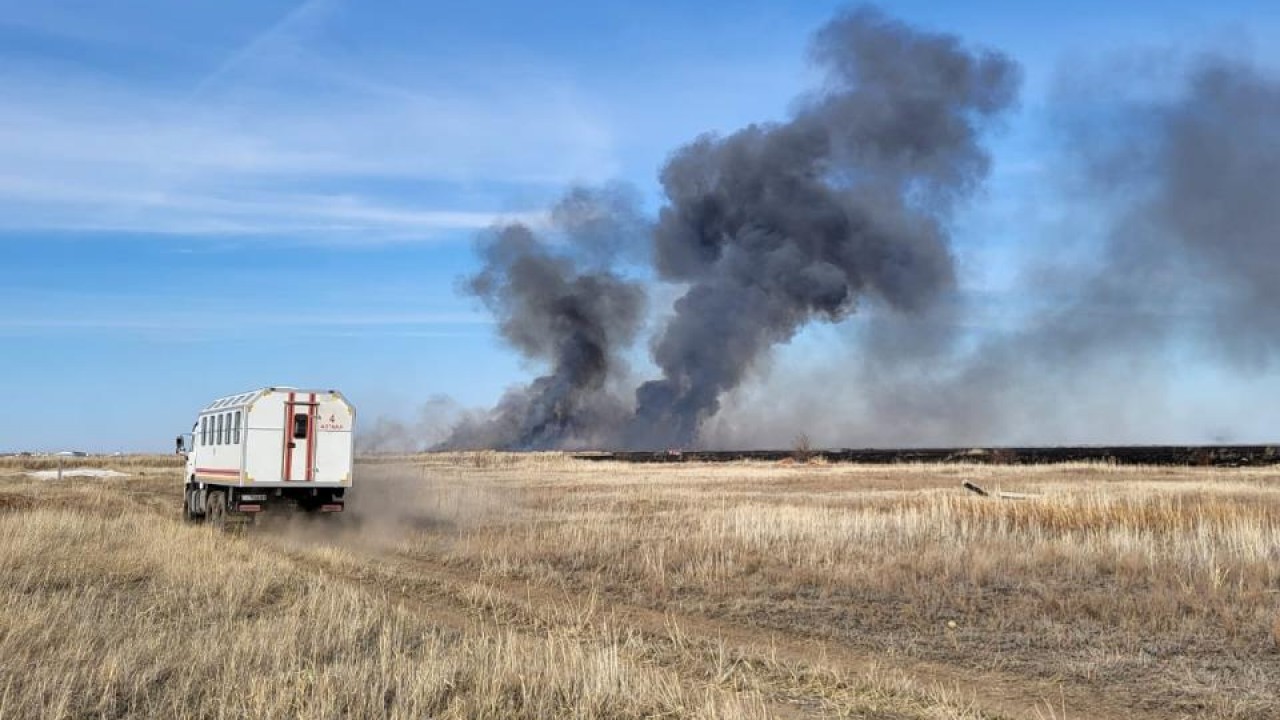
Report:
293,412,309,440
217,414,224,445
201,416,208,446
234,411,242,444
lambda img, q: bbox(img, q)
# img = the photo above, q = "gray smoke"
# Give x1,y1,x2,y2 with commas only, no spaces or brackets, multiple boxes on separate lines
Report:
357,396,470,453
628,7,1020,447
442,186,647,449
439,11,1279,451
1089,56,1280,368
951,54,1280,443
714,52,1280,449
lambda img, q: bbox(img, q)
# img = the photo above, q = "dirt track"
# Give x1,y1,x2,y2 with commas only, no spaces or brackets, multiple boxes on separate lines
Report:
285,538,1163,720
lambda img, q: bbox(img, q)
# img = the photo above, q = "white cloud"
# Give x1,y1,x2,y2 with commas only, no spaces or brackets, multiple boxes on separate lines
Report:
0,310,491,334
0,173,544,236
0,4,617,240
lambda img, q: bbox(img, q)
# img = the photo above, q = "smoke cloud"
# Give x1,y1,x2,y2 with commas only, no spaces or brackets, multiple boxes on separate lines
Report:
356,396,471,453
1087,57,1280,368
628,7,1020,447
443,186,647,449
703,52,1280,448
431,8,1280,451
950,53,1280,444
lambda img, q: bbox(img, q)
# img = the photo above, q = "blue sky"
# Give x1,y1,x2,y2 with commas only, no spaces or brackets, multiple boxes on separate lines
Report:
2,0,1277,451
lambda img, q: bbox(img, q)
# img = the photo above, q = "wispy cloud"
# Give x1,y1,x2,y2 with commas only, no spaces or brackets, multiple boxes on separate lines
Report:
0,174,548,237
0,2,616,240
191,0,338,99
0,310,491,336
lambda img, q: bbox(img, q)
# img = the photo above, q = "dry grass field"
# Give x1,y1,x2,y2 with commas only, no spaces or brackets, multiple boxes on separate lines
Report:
1,453,1278,719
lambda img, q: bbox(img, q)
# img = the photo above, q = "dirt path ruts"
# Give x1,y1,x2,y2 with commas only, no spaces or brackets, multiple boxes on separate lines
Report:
272,539,819,719
129,484,1164,720
294,539,1168,720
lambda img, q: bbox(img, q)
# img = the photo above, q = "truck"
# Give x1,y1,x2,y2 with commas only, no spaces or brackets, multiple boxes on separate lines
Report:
177,387,355,527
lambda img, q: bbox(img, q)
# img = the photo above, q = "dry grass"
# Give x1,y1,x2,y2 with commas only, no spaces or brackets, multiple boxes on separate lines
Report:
391,457,1280,719
0,454,183,472
0,479,767,720
3,454,1279,718
358,451,595,472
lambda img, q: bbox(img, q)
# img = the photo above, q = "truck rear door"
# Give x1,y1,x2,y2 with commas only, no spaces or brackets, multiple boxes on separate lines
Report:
282,392,317,482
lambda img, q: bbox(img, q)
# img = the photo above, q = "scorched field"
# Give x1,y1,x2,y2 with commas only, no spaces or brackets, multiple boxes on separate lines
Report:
1,453,1278,719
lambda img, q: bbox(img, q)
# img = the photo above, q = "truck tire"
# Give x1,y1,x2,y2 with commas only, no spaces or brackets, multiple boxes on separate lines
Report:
182,485,201,523
207,490,226,530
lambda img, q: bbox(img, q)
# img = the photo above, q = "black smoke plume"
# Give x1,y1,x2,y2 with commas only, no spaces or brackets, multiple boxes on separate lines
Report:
628,7,1020,447
443,186,647,450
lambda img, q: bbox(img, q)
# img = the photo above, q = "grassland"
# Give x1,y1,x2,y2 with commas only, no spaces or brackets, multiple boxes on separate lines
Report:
1,454,1277,718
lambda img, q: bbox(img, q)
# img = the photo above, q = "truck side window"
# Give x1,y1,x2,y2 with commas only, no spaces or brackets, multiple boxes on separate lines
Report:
217,414,224,445
234,411,242,444
201,417,208,446
293,412,309,440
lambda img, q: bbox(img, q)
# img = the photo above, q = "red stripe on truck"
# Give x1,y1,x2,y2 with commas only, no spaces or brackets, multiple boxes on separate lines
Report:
283,391,295,481
305,392,316,482
195,468,240,476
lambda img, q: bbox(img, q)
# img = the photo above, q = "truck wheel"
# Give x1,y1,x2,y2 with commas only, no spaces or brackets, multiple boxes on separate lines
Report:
207,491,226,530
182,486,200,523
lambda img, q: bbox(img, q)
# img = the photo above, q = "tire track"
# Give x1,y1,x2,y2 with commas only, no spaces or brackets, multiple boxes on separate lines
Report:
353,547,1166,720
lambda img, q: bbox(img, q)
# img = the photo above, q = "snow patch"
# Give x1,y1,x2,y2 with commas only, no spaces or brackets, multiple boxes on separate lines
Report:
28,468,130,480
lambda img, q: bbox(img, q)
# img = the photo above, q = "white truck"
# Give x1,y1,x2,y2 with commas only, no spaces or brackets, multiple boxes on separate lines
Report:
178,387,355,527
